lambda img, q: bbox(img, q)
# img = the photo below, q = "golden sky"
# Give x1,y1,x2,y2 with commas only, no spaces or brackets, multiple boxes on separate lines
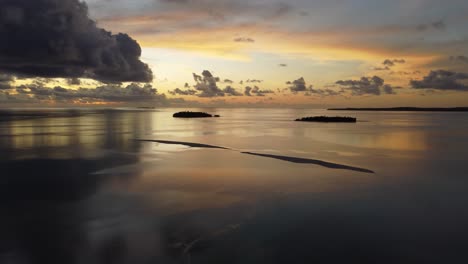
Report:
2,0,468,107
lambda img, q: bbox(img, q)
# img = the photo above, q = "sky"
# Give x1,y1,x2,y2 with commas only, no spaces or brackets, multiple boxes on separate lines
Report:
1,0,468,107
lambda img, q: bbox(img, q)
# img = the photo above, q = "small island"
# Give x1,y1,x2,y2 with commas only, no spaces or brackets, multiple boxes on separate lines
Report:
173,111,214,118
295,116,357,123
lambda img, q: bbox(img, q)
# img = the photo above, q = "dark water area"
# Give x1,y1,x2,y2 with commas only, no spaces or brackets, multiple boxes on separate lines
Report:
1,108,468,263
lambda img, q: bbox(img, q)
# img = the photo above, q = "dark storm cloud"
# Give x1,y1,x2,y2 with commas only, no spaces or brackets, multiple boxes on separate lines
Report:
336,76,396,95
169,87,197,95
410,70,468,91
233,37,255,43
6,83,167,103
382,59,406,67
0,0,153,83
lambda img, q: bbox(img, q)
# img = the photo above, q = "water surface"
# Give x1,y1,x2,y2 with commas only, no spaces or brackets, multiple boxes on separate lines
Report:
1,108,468,263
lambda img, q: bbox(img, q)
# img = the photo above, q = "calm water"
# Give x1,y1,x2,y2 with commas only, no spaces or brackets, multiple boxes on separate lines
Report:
1,108,468,263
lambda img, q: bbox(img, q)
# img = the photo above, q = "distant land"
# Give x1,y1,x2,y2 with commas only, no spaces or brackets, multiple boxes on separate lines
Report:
328,107,468,112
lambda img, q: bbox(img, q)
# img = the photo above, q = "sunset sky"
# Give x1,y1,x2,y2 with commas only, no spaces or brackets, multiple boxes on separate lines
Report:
1,0,468,107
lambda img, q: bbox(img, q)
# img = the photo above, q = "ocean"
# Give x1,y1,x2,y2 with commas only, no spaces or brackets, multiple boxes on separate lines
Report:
1,108,468,263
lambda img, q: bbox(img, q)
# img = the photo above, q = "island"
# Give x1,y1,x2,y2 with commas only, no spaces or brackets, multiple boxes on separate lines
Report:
173,111,214,118
328,107,468,112
295,116,357,123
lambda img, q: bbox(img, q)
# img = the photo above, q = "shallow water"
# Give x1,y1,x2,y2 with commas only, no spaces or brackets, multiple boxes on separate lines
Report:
1,108,468,263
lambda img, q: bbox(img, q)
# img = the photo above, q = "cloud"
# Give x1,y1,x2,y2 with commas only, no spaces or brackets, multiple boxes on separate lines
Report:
382,59,406,67
233,37,255,43
0,73,14,89
287,77,312,93
192,70,225,97
252,86,274,96
279,64,287,67
416,20,446,31
169,87,197,95
4,83,167,104
0,0,152,83
67,78,81,86
383,85,397,95
223,85,243,96
244,86,252,96
185,70,244,97
410,70,468,91
246,79,263,83
450,56,468,64
305,87,342,97
373,66,390,71
336,76,397,95
244,86,274,96
390,70,420,75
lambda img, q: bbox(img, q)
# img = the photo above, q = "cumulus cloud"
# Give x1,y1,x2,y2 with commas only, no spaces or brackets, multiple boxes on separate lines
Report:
336,76,396,95
0,0,153,83
184,70,244,97
410,70,468,91
233,37,255,43
192,70,225,97
286,77,312,93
